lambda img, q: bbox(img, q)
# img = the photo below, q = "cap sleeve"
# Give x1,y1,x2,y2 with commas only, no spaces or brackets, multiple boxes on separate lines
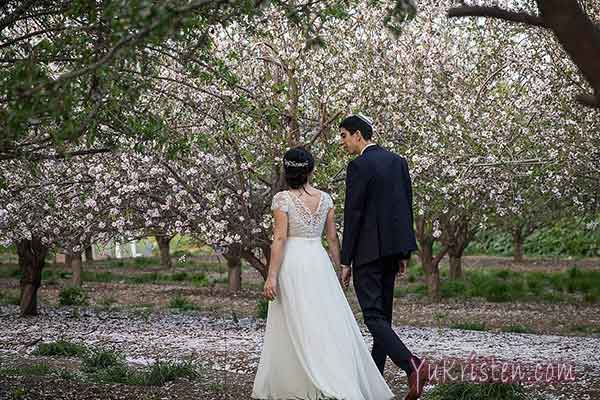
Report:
271,191,289,213
324,192,334,210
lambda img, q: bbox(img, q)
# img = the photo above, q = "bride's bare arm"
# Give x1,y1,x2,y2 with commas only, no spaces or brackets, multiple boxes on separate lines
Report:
263,209,288,300
325,208,341,268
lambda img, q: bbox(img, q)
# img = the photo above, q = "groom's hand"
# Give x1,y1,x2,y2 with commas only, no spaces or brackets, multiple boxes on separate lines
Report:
398,259,407,279
340,265,352,290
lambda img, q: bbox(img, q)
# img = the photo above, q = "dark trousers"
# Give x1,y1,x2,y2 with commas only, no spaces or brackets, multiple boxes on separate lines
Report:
353,255,414,376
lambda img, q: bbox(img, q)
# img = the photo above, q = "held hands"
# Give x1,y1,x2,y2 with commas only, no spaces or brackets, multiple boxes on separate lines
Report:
263,275,279,301
340,265,352,290
398,259,407,279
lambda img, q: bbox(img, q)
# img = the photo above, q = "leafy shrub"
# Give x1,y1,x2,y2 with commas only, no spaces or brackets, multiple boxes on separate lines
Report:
58,287,88,306
466,217,600,258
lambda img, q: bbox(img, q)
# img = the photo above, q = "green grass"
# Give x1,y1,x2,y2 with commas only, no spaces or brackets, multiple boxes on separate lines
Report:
569,323,600,336
257,298,269,319
143,360,199,386
501,324,534,334
0,265,20,279
434,267,600,303
424,382,530,400
168,294,199,311
0,289,20,305
32,340,88,357
82,349,124,372
58,286,88,306
450,321,488,331
0,363,52,377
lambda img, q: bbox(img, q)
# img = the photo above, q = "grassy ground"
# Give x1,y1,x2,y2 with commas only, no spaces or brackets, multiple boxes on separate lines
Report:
1,255,600,336
1,255,599,399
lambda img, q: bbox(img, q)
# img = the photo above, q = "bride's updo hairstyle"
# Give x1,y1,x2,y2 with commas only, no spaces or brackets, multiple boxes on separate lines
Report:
283,147,314,190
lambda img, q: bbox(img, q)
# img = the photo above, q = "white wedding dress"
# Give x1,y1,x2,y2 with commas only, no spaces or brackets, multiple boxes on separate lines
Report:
252,190,394,400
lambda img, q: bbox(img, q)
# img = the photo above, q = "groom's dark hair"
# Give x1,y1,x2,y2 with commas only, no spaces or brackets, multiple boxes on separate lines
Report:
339,115,373,140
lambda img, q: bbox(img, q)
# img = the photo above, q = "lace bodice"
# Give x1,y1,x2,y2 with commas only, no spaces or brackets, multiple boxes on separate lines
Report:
271,190,334,238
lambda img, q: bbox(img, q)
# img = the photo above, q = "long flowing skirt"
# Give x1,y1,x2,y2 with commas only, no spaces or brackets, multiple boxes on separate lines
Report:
252,237,395,400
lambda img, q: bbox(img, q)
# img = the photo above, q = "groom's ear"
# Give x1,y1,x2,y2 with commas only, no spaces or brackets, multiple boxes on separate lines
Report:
354,130,366,141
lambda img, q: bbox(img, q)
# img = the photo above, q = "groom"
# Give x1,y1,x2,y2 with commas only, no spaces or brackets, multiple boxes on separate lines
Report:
339,114,429,400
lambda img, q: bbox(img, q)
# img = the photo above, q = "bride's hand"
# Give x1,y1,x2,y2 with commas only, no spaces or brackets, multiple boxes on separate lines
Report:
263,276,279,300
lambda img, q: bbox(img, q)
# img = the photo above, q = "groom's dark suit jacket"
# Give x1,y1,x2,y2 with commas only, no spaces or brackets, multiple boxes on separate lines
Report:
341,145,417,267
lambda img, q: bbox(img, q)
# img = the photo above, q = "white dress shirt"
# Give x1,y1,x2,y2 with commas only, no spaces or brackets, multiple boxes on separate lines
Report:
360,143,376,155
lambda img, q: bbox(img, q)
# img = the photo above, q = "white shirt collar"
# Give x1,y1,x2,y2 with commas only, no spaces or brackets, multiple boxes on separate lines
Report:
360,143,376,155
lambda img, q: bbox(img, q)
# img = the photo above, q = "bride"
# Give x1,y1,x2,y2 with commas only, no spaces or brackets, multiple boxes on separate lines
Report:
252,147,394,400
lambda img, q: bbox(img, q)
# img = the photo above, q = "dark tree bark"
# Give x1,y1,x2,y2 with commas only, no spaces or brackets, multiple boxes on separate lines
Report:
416,216,448,301
16,237,49,316
241,246,268,280
512,226,525,263
448,252,463,280
440,215,475,281
84,245,94,262
224,244,242,292
71,252,83,286
448,0,600,108
155,235,173,270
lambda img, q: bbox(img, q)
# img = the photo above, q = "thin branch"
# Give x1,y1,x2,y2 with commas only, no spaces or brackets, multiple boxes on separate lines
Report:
0,0,38,32
17,0,225,99
0,148,113,161
447,6,549,28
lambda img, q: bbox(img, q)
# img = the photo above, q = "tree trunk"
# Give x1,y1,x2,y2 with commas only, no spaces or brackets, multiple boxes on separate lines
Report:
241,247,268,280
65,253,73,269
71,252,82,287
417,235,441,301
512,227,525,263
224,244,242,293
224,244,242,292
155,235,173,270
84,245,94,262
449,253,463,280
16,237,49,316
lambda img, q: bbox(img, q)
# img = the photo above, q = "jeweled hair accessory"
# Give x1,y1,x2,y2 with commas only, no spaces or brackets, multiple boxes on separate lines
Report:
356,113,374,128
284,159,309,168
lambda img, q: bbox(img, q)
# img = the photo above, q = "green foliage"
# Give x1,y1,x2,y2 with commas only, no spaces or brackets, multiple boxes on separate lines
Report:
501,325,534,334
450,321,487,331
33,340,88,357
0,363,51,377
143,360,199,386
0,290,20,305
82,349,124,373
437,267,600,304
58,286,88,306
466,218,600,258
168,294,199,311
257,298,269,319
424,383,530,400
0,267,20,279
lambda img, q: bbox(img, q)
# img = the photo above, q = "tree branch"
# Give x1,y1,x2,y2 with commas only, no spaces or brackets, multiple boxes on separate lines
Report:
0,0,38,33
447,6,549,28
